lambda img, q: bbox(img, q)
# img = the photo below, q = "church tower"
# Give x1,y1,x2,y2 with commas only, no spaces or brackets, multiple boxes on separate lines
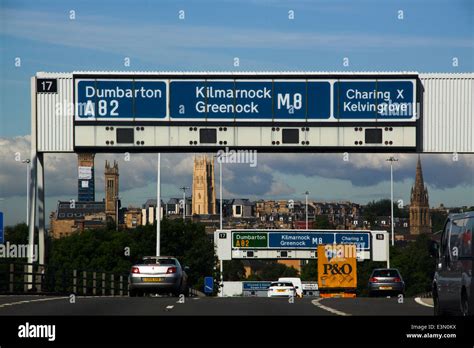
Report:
105,160,119,222
409,156,431,234
192,155,216,215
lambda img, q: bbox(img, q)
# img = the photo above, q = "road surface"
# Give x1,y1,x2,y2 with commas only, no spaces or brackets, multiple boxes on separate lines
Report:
0,295,433,316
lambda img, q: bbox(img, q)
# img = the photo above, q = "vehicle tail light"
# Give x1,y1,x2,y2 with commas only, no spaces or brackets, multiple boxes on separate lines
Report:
166,267,177,274
393,277,401,282
131,267,140,274
369,277,378,282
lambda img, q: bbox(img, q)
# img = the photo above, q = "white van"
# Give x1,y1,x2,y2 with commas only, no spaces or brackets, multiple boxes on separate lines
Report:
278,277,303,298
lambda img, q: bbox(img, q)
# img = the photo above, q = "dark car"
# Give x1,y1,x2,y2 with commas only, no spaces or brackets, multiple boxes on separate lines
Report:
368,268,405,297
432,212,473,316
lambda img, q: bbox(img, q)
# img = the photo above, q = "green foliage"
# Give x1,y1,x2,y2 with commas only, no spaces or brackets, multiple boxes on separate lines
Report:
431,210,448,233
300,260,318,281
4,223,29,245
223,260,246,281
313,215,331,229
390,234,436,296
248,262,298,281
46,218,216,288
362,199,407,225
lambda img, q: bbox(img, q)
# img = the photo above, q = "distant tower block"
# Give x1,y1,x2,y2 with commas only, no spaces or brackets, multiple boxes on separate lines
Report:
192,155,216,215
105,160,119,222
409,156,432,234
77,153,95,201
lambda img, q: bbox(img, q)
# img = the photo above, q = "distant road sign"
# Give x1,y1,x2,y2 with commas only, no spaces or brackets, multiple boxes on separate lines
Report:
335,232,371,250
204,276,214,294
268,232,334,248
0,212,3,244
233,231,267,248
231,230,371,251
242,281,272,291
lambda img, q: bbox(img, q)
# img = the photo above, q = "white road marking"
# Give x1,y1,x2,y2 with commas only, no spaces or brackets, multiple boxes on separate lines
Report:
0,297,68,308
414,297,434,308
311,298,351,316
165,305,174,310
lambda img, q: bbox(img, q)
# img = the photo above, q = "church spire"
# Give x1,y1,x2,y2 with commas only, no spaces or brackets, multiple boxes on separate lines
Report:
415,155,424,190
409,155,431,234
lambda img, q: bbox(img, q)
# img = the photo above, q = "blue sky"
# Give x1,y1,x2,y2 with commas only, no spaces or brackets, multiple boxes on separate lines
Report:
0,0,473,225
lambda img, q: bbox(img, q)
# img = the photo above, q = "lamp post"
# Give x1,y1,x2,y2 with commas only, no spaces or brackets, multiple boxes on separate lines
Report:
114,195,120,232
304,191,309,230
180,186,189,220
22,159,31,225
156,153,161,257
386,157,398,248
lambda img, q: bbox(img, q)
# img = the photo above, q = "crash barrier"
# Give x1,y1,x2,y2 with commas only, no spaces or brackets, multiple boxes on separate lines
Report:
0,261,198,297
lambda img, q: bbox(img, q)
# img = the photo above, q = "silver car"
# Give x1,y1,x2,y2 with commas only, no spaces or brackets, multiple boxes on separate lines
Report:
129,256,189,297
368,268,405,297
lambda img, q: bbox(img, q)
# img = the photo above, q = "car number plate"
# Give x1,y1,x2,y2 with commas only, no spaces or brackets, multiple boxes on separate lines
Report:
379,286,392,290
277,289,285,292
143,277,163,282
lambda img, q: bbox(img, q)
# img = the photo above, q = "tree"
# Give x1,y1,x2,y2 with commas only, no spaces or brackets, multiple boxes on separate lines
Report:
362,199,407,226
46,218,216,289
431,210,448,233
223,260,246,281
313,215,331,229
4,223,29,245
300,260,318,281
390,234,436,296
257,262,298,280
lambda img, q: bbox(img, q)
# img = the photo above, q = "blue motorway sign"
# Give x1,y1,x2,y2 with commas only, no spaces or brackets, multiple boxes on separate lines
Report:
268,232,334,249
335,232,370,250
169,81,331,120
0,212,3,244
243,281,272,291
204,276,214,294
74,78,414,121
334,81,414,119
76,80,167,119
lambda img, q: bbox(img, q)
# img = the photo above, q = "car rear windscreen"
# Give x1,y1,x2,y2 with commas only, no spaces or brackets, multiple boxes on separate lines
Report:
157,259,176,265
373,270,400,277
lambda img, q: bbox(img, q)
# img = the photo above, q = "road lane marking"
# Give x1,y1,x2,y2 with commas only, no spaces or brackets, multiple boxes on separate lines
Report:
311,298,351,316
0,297,68,309
414,297,434,308
165,305,174,310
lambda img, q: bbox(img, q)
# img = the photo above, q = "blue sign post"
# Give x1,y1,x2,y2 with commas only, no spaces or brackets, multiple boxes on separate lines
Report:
204,276,214,294
0,212,4,244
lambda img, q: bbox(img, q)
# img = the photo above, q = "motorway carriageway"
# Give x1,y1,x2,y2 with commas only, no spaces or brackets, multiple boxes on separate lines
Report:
0,295,433,316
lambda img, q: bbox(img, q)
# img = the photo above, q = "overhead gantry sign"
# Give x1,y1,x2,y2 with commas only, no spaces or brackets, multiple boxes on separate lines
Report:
214,229,389,262
69,72,420,152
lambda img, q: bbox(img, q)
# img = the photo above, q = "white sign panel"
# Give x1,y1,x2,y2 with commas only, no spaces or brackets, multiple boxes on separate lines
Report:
78,166,92,179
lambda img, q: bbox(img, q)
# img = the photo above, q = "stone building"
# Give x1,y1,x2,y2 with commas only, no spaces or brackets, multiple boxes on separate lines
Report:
409,156,432,234
192,155,216,215
105,160,119,222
